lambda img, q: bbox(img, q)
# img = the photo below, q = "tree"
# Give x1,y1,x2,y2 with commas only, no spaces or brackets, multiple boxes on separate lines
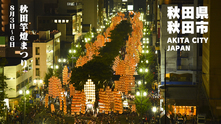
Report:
135,85,152,117
17,92,33,115
71,20,132,91
0,57,7,122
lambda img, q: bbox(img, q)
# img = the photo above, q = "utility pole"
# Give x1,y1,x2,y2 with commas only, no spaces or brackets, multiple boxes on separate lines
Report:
164,49,166,124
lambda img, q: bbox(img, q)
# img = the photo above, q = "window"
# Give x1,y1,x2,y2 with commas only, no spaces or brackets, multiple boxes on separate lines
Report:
16,84,20,92
36,68,40,76
36,47,40,55
29,64,32,70
21,81,25,88
36,57,40,65
67,2,76,6
29,76,32,83
16,71,21,78
21,68,24,75
15,51,20,54
25,79,28,85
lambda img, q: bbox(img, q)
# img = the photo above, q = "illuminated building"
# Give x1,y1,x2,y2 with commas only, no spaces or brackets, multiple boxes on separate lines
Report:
32,30,61,91
84,79,96,106
3,57,33,109
202,0,221,119
159,0,203,114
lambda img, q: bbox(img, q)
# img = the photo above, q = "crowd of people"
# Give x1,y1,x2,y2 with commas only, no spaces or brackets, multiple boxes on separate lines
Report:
6,102,44,124
5,101,156,124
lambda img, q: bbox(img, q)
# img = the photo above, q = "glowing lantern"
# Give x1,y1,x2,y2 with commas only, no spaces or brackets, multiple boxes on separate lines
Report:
51,104,55,113
84,79,96,105
63,93,67,115
48,76,62,98
113,89,123,114
132,104,136,112
69,84,75,97
99,89,107,113
45,94,49,108
81,90,86,114
62,66,68,85
105,86,114,112
71,91,81,115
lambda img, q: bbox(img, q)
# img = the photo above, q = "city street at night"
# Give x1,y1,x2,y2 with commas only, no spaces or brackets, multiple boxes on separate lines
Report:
0,0,221,124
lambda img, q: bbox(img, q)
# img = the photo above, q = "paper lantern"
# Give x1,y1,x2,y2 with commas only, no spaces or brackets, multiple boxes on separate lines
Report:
51,104,55,113
62,66,68,85
113,89,123,114
71,91,81,115
105,86,114,112
63,94,67,115
69,84,75,97
81,90,86,114
99,89,107,113
48,76,62,99
75,13,126,68
45,94,49,108
84,79,96,105
132,104,136,112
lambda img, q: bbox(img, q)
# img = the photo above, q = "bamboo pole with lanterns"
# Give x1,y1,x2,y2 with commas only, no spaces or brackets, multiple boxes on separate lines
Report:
99,88,106,113
69,84,75,97
105,86,113,112
62,65,68,85
81,90,86,114
45,94,49,108
113,89,123,114
71,91,81,115
63,92,67,115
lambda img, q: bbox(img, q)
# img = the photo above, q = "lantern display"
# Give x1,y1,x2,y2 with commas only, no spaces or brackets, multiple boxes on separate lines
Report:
113,89,123,114
119,76,126,93
112,12,143,96
81,90,86,114
51,104,55,113
112,56,120,71
104,92,109,114
45,94,49,108
62,65,68,85
63,93,67,115
105,86,114,112
99,89,107,113
59,91,65,111
69,84,75,97
132,104,136,112
68,71,72,84
76,13,126,67
48,76,62,98
59,96,62,111
71,91,81,115
84,79,96,105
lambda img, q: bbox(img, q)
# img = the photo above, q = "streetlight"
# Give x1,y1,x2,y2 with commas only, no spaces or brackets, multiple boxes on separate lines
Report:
136,90,147,118
139,68,148,85
34,79,43,98
138,81,142,86
69,49,76,68
152,106,157,123
152,106,157,113
58,58,67,67
19,89,29,124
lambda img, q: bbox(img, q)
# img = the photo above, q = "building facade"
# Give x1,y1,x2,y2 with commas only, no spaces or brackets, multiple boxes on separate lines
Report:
202,0,221,119
4,57,33,108
32,30,61,89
